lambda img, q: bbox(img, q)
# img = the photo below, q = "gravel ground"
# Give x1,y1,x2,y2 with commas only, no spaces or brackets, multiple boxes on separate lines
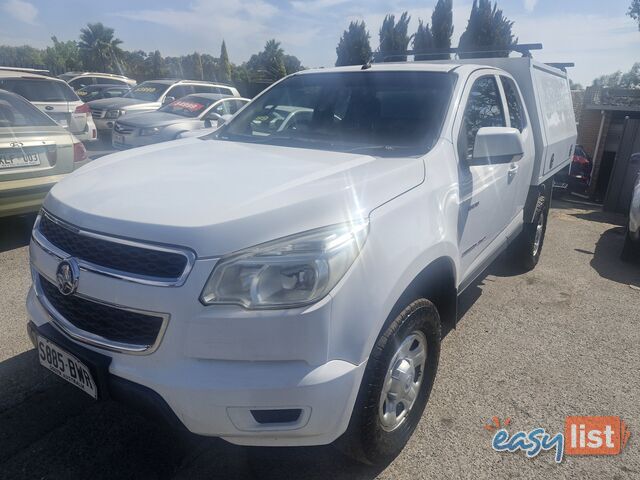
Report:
0,197,638,479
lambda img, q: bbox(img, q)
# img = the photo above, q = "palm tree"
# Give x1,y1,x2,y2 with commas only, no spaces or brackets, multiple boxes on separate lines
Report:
78,23,123,72
262,39,286,79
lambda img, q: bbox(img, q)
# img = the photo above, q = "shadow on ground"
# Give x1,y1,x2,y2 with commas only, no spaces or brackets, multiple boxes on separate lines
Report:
0,352,385,480
0,214,36,253
590,226,640,288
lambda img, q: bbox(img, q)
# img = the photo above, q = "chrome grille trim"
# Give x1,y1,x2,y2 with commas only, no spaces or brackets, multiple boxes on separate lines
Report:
32,210,196,287
33,268,170,355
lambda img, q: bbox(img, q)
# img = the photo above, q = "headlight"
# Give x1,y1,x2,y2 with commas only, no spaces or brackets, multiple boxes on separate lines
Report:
200,220,369,308
105,110,122,119
139,126,162,136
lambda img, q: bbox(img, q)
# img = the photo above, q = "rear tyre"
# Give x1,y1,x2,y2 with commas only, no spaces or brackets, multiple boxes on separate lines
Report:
510,194,549,271
339,299,441,466
621,230,639,262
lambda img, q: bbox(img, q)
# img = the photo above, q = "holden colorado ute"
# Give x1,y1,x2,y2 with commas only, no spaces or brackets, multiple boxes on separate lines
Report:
26,54,576,464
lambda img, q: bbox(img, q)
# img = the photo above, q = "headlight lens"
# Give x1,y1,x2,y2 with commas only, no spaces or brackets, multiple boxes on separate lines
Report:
200,220,368,308
139,126,161,136
105,109,122,119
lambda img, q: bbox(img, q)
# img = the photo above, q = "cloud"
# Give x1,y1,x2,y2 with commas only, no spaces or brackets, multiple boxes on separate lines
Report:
523,0,538,12
2,0,37,25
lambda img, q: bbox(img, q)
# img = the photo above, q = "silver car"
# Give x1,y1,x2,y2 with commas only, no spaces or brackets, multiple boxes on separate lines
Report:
622,153,640,261
0,89,90,218
112,94,249,149
89,80,241,133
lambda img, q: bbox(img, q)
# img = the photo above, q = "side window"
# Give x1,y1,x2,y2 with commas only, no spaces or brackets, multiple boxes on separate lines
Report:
69,77,92,89
219,87,233,96
167,85,194,99
500,77,525,132
459,76,505,159
194,85,221,94
100,78,126,85
210,101,229,117
225,99,243,114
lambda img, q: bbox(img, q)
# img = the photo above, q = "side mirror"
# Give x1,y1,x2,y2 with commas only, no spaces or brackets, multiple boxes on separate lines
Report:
217,114,233,128
472,127,524,164
204,119,212,128
162,96,176,105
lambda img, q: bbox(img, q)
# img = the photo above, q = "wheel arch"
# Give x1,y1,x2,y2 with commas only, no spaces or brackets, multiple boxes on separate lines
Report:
385,256,458,335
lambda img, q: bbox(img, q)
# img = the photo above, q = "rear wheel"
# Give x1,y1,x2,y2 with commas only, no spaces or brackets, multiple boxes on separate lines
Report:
339,299,441,465
511,193,549,271
621,230,639,262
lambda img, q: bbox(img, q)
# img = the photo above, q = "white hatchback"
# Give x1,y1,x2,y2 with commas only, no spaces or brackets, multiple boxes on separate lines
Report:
0,70,97,142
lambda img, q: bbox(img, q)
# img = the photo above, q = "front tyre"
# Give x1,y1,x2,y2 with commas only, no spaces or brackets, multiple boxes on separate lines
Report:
340,299,441,465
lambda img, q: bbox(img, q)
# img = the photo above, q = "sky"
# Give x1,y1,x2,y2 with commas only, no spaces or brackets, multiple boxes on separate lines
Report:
0,0,638,85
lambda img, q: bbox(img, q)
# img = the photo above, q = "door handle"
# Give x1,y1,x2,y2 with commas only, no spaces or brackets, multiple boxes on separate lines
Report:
508,163,519,179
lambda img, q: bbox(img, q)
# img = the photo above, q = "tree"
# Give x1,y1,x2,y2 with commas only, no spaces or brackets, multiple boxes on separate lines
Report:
335,20,372,66
0,45,44,69
458,0,517,59
145,50,168,79
181,52,204,80
78,22,124,72
629,0,640,30
43,37,81,73
246,39,287,82
413,20,434,61
219,40,231,82
593,63,640,88
379,12,411,61
569,79,584,90
121,50,147,79
431,0,454,59
283,54,303,74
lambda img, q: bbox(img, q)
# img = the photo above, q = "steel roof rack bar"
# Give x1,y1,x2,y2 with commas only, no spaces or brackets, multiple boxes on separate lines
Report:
372,43,543,63
545,62,575,72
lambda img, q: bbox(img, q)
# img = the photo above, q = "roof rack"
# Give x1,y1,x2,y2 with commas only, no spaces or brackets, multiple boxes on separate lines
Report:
372,43,543,63
0,66,50,75
545,62,575,72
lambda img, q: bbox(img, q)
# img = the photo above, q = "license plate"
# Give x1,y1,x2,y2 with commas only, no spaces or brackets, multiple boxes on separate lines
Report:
113,134,125,144
0,152,40,169
37,335,97,399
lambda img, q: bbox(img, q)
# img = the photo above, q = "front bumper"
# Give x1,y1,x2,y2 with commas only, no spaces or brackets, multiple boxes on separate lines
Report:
26,244,366,445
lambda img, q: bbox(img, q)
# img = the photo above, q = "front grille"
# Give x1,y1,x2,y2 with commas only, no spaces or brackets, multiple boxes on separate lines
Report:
38,213,189,280
113,123,134,134
90,108,105,119
39,274,164,347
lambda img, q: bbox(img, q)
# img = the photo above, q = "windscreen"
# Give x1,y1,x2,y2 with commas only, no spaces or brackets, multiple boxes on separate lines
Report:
0,92,58,127
220,71,455,156
0,79,79,102
158,96,216,117
125,82,166,101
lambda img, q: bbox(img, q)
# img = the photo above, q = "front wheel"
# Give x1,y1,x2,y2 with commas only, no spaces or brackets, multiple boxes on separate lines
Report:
339,299,441,465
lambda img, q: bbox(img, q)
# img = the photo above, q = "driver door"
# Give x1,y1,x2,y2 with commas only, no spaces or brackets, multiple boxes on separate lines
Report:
455,73,513,278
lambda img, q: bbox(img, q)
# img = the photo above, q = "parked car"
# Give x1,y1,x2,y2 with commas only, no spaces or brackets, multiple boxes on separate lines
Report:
622,153,640,261
0,89,89,217
0,70,97,142
111,94,249,148
77,84,131,103
178,105,314,140
58,72,136,91
88,80,241,133
553,144,592,196
26,57,576,464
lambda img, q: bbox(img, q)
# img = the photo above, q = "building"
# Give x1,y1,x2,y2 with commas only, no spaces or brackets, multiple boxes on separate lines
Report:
574,86,640,212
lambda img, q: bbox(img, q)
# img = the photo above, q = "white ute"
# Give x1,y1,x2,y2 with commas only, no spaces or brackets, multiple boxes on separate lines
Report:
26,52,576,463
